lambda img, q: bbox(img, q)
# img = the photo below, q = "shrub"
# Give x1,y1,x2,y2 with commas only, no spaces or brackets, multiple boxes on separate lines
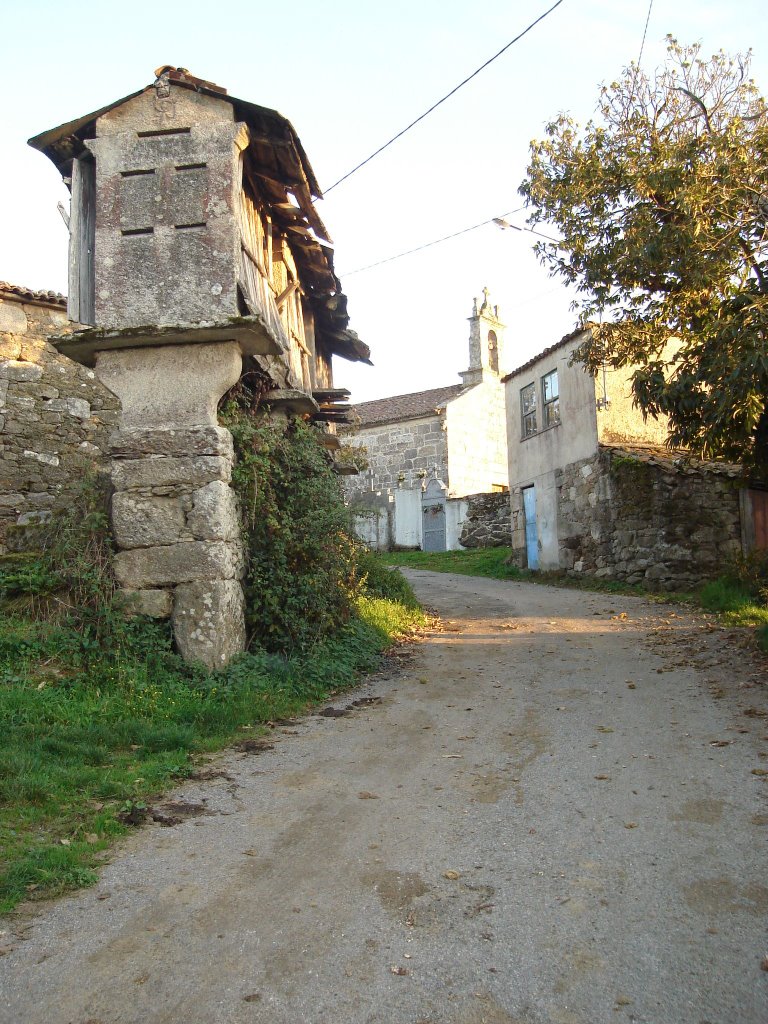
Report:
356,547,419,608
221,404,359,653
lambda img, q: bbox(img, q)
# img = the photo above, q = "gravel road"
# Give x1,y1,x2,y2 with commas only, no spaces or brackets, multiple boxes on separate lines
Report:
1,569,767,1024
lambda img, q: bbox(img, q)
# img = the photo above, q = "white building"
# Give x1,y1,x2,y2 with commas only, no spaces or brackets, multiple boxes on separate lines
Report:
344,291,509,550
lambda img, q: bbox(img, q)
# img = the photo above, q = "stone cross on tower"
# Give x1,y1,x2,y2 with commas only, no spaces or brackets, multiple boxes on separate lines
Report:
459,288,506,387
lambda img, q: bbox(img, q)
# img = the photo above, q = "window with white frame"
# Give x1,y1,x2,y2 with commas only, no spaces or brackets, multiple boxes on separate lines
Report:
521,382,537,437
542,369,560,427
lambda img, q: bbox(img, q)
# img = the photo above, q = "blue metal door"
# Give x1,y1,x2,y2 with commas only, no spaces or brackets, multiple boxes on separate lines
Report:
523,486,538,569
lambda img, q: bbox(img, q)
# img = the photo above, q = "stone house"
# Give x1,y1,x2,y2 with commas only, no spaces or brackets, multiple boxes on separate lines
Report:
344,290,509,551
502,328,761,589
21,66,367,666
0,282,119,553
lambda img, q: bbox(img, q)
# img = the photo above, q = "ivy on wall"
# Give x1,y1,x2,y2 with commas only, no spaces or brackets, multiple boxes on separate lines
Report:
221,400,358,653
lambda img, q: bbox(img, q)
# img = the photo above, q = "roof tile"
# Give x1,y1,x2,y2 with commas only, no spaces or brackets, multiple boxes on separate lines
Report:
351,384,467,427
0,281,66,307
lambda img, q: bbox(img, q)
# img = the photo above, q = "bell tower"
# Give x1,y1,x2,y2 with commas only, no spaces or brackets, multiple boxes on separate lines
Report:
459,287,505,386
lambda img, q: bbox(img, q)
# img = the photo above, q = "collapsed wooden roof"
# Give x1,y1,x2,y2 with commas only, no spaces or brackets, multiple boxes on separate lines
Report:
28,67,370,365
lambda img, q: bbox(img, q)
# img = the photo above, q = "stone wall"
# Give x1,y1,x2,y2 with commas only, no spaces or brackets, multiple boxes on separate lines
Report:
556,449,742,589
0,290,119,553
344,414,448,498
459,492,512,548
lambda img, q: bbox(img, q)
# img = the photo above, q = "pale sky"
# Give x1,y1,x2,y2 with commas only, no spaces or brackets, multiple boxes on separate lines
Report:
1,1,765,403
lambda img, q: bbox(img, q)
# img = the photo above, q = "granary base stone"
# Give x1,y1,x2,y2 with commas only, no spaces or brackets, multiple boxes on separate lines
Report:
119,588,174,619
172,579,247,670
93,339,246,665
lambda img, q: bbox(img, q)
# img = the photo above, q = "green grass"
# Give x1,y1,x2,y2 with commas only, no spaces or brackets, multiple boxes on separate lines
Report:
0,585,424,916
700,578,768,649
382,547,656,597
381,547,528,580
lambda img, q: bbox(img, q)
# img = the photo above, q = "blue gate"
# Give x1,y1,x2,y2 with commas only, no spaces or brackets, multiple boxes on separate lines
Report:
522,486,538,569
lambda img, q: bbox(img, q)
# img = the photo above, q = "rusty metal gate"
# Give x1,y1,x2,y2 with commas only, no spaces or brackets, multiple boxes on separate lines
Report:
422,477,447,552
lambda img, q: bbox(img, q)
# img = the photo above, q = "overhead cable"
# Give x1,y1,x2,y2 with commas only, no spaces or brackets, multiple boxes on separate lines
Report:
323,0,568,195
636,0,654,70
339,209,559,277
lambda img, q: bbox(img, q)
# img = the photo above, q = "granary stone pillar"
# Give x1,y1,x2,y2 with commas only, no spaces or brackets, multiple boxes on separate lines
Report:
96,340,246,668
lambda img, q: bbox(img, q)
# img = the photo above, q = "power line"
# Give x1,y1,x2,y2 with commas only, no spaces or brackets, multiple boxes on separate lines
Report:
339,208,558,277
323,0,568,196
636,0,654,70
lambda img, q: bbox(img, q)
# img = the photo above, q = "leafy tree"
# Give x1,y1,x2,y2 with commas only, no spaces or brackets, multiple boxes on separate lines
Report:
520,38,768,473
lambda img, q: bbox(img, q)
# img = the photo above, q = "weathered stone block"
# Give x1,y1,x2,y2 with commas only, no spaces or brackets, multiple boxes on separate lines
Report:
111,493,186,548
44,397,91,420
23,450,60,467
112,455,231,492
119,588,173,618
0,303,28,334
114,540,242,588
187,480,240,541
16,510,51,527
172,579,246,669
0,336,23,361
110,425,234,460
95,342,242,429
1,360,43,382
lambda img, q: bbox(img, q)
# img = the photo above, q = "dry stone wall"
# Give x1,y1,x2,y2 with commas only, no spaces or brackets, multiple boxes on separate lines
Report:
557,449,742,589
459,492,512,548
0,291,118,553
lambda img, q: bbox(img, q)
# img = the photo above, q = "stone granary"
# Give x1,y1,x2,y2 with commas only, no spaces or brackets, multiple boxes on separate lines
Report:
29,66,369,667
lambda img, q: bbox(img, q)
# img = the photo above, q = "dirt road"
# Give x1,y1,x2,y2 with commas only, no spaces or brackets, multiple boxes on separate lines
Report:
1,570,767,1024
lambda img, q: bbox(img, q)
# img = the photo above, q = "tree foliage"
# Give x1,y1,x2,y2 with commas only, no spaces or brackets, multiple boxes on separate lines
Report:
521,39,768,472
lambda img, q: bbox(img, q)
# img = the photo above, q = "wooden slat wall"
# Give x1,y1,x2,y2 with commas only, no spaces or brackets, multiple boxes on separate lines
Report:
69,156,96,326
236,180,290,352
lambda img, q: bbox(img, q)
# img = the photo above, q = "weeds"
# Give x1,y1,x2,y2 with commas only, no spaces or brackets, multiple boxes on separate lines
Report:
0,463,425,914
0,586,424,915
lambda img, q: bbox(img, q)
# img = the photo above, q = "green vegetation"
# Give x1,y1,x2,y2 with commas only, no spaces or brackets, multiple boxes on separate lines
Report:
0,595,422,915
0,439,425,915
222,405,359,652
700,552,768,648
522,39,768,472
380,546,528,581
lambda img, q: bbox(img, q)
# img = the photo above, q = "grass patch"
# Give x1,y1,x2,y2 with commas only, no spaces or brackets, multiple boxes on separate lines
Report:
382,548,664,598
0,580,424,916
700,578,768,648
381,547,528,581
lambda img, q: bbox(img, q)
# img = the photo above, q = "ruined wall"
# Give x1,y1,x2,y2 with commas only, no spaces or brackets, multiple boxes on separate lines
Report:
0,291,119,552
344,414,448,498
556,449,742,590
458,492,512,548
